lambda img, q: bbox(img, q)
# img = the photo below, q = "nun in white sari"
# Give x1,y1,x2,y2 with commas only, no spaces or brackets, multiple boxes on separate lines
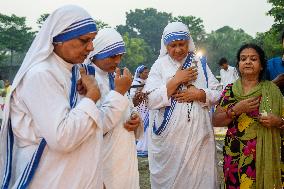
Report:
144,22,221,189
87,28,142,189
129,65,150,157
0,5,126,189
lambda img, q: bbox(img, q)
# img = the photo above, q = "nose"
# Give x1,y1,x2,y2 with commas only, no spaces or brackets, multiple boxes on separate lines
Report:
245,58,252,64
114,56,122,65
86,41,94,51
175,46,182,53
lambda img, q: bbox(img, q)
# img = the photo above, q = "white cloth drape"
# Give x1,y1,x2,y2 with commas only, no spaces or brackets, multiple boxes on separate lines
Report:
144,22,221,189
0,5,123,189
130,78,149,156
90,28,141,189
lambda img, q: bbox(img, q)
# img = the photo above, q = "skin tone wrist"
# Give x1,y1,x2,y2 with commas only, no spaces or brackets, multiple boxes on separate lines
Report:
198,89,206,103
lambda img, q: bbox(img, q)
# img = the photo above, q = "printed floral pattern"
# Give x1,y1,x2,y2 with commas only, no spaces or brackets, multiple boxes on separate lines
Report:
218,84,284,188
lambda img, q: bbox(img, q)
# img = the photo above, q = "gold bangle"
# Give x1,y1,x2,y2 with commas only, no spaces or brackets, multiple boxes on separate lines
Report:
226,107,236,119
230,108,236,118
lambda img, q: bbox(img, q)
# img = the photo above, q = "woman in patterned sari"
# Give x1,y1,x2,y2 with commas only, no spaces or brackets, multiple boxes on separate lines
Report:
213,43,284,189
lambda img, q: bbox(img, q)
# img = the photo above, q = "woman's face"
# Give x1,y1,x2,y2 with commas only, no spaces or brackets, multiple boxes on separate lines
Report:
166,40,189,62
54,32,97,64
238,48,263,78
93,54,123,73
139,69,149,80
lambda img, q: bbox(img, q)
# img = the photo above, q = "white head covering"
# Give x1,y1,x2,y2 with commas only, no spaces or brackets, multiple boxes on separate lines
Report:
0,5,97,176
134,65,147,78
159,22,195,58
88,28,125,61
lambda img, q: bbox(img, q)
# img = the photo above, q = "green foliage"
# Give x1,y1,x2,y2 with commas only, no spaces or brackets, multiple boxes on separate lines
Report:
254,28,282,59
253,0,284,60
120,33,154,73
0,13,35,66
36,13,49,29
172,16,206,42
125,8,172,56
0,14,35,52
267,0,284,31
95,20,110,30
116,25,138,38
118,8,210,72
202,26,253,75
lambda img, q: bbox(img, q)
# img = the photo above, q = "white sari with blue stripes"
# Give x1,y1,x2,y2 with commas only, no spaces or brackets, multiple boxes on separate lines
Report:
144,53,221,189
0,5,111,189
91,65,141,189
2,53,104,189
89,28,142,189
129,78,149,157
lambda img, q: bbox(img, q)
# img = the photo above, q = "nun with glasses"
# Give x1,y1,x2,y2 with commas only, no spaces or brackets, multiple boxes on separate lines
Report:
0,5,128,189
87,28,142,189
143,22,221,189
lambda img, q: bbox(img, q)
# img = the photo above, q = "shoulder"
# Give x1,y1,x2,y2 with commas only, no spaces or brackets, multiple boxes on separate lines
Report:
24,55,64,85
268,57,282,65
263,80,281,91
228,65,236,70
149,56,169,73
153,56,168,66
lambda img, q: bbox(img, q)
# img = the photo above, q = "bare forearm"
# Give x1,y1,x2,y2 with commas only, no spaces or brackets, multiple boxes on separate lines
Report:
212,111,233,127
198,89,206,103
166,78,180,98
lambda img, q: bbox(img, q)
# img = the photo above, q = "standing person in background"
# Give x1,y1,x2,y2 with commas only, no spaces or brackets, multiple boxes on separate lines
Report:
88,28,142,189
130,65,150,157
4,80,11,97
266,30,284,95
0,5,127,189
219,57,239,89
213,44,284,189
144,22,221,189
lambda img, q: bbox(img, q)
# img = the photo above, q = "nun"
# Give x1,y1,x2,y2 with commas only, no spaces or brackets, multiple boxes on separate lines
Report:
144,22,221,189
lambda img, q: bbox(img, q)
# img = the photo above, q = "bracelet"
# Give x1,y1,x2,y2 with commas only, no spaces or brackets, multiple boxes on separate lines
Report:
226,107,236,119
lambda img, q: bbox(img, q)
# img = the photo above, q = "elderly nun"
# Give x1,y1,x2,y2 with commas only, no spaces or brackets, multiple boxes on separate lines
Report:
143,22,221,189
87,28,142,189
0,5,127,189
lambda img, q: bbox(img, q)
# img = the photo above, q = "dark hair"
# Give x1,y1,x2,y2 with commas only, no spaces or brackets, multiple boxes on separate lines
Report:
236,43,266,81
218,57,228,66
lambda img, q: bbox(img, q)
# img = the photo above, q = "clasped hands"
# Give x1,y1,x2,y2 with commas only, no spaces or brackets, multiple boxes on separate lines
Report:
231,97,283,128
171,66,205,103
124,112,141,132
77,67,133,102
133,90,149,107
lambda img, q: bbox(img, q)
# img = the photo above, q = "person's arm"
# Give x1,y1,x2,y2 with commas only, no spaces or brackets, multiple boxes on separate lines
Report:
213,96,260,127
144,62,197,110
199,63,222,106
124,111,143,139
272,73,284,89
212,105,235,127
143,63,172,110
21,70,101,153
100,67,133,134
100,91,129,134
